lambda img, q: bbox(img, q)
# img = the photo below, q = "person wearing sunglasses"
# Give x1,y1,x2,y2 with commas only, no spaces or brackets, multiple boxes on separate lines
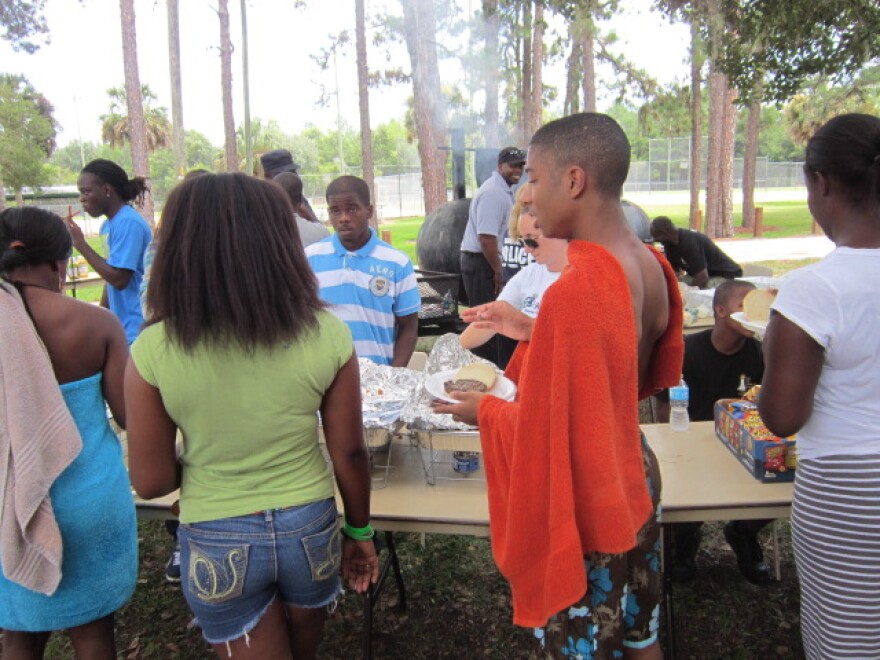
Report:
459,185,568,351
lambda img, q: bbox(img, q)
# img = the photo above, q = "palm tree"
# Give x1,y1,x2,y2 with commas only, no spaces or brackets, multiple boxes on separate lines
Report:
100,86,172,153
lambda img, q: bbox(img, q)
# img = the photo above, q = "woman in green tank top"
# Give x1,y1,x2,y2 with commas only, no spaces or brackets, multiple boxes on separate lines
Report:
126,173,378,659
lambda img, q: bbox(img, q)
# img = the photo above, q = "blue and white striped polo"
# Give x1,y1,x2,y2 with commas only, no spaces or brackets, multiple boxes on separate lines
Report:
305,229,421,365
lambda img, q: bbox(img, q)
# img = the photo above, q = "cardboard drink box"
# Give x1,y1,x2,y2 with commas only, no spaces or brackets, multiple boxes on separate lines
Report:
714,399,797,483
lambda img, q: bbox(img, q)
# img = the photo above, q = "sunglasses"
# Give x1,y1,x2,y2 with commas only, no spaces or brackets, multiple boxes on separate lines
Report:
519,238,539,249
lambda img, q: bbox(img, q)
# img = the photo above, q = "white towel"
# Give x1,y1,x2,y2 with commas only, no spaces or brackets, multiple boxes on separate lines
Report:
0,282,82,595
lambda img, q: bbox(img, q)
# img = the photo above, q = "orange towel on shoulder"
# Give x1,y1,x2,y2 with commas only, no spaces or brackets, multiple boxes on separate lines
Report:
478,240,682,628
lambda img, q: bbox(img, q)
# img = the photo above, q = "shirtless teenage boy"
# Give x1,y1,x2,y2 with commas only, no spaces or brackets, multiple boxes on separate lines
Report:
435,113,683,658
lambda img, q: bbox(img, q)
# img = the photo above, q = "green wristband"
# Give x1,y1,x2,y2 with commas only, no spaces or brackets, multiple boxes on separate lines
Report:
343,520,375,541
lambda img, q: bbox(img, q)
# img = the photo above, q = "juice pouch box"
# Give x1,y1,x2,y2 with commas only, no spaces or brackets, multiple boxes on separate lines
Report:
714,399,797,483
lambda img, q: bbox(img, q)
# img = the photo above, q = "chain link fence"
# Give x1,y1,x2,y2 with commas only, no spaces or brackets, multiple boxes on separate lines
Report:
14,141,806,223
625,137,806,194
301,168,426,220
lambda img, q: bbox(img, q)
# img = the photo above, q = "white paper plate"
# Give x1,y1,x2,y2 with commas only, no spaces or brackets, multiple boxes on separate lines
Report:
424,369,517,404
731,312,768,338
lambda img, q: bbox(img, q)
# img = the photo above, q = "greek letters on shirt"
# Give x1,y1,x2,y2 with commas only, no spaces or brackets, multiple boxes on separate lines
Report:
368,264,393,297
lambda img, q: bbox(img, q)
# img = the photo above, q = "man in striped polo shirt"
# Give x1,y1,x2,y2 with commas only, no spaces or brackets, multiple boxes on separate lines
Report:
305,175,420,367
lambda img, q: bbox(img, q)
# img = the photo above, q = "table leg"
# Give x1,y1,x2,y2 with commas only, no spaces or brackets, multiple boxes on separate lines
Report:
772,519,781,581
362,532,408,659
661,523,677,658
363,590,373,660
385,531,407,611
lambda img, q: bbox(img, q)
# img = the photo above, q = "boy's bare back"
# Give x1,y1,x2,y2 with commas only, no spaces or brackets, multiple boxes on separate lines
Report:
605,230,670,394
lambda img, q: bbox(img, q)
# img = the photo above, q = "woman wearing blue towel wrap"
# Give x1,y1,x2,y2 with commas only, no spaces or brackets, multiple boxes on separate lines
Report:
126,173,378,659
0,207,136,658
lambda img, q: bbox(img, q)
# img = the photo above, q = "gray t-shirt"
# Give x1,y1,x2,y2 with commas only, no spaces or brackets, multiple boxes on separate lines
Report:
460,170,514,254
295,214,330,247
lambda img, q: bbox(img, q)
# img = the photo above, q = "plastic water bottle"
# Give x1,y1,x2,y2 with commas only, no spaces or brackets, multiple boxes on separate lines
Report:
669,378,690,432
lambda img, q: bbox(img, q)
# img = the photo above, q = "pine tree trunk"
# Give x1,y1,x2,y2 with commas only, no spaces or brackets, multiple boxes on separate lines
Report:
119,0,155,227
482,0,500,147
528,1,544,140
689,17,702,229
520,0,533,145
579,8,596,112
706,67,725,239
167,0,185,180
402,0,447,215
0,180,6,211
355,0,376,227
14,188,23,207
218,0,238,172
704,0,726,239
718,83,738,238
741,94,761,229
564,31,581,115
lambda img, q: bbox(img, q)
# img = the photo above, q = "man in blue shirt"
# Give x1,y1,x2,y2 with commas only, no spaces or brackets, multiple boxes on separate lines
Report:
70,159,152,344
306,175,420,367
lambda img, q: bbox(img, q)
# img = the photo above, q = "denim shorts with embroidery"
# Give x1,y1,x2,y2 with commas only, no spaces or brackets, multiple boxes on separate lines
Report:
178,497,342,645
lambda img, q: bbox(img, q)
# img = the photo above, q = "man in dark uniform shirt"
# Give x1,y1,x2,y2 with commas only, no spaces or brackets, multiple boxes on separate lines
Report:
650,215,743,289
656,279,773,585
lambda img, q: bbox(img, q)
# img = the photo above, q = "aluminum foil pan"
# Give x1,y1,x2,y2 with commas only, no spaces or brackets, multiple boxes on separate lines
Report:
399,333,493,432
358,358,425,430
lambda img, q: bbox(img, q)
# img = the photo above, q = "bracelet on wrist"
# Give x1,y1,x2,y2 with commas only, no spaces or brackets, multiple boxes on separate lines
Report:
342,520,375,541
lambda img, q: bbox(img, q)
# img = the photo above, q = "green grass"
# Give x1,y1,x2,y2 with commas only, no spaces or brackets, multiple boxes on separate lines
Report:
378,216,422,265
640,200,816,239
65,236,105,304
379,200,818,269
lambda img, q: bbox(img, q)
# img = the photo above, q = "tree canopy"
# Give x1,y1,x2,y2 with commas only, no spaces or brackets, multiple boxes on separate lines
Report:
0,73,57,198
0,0,49,53
784,65,880,145
716,0,880,102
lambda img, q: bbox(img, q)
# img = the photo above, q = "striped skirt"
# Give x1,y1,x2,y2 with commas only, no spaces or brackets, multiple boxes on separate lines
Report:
792,455,880,659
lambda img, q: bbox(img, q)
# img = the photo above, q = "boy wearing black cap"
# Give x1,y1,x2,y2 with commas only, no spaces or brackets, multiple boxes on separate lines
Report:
259,149,319,222
260,149,300,178
459,146,526,366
